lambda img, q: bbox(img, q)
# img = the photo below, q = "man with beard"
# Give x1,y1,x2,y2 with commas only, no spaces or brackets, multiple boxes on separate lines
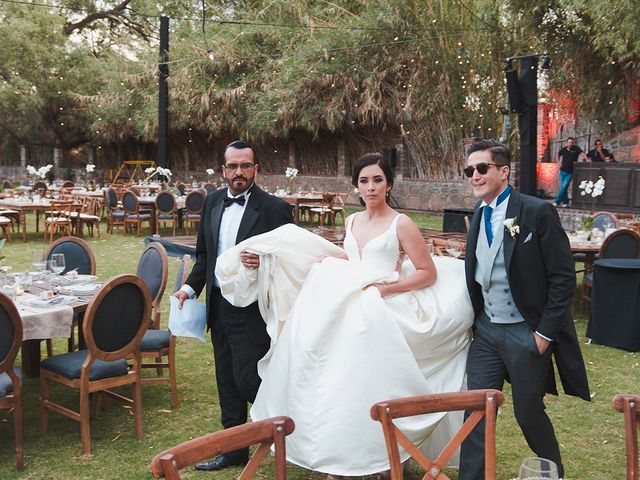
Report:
174,140,293,471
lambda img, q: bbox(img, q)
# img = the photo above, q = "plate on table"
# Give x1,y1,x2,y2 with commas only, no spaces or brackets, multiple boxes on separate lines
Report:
52,274,97,285
20,294,77,308
57,283,101,296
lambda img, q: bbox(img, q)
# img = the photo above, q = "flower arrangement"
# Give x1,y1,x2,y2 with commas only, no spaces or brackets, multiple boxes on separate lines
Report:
578,176,606,231
285,167,299,194
26,164,53,180
206,168,215,176
144,166,173,183
85,164,96,174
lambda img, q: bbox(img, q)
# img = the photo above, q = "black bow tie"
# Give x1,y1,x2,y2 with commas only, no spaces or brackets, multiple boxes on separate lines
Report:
223,196,246,208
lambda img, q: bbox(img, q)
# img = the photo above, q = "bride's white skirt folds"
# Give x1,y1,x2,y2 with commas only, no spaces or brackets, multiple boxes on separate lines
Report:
216,224,474,476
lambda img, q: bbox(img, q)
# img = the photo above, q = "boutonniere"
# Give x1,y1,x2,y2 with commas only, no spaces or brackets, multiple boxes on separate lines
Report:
504,217,520,238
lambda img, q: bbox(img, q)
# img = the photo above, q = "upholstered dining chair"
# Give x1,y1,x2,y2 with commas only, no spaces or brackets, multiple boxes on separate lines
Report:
77,198,102,238
175,182,187,197
123,189,151,236
583,229,640,311
309,193,337,226
203,183,216,195
105,187,125,234
0,216,12,242
613,394,640,480
45,236,97,352
135,243,182,406
150,416,295,479
32,180,47,192
39,274,151,455
155,191,178,236
183,190,204,234
62,180,75,188
0,292,24,470
370,389,505,480
2,179,12,190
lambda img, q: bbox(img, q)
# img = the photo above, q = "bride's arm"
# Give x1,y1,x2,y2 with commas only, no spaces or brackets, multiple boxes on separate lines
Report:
373,215,437,297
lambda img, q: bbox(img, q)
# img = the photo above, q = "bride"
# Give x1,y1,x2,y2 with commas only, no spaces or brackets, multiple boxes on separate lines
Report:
215,153,474,477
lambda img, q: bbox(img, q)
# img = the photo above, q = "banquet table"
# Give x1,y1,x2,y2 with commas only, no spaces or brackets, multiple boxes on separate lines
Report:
586,258,640,352
138,195,186,235
0,198,51,242
17,280,97,377
568,235,603,274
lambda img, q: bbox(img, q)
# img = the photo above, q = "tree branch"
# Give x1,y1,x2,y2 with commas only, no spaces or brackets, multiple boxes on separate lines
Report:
63,0,133,36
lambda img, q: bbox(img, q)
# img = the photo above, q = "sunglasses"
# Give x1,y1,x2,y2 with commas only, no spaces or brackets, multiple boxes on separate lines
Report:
463,162,500,178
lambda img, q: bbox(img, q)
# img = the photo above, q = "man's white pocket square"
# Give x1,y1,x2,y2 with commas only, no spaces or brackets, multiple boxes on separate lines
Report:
523,232,533,243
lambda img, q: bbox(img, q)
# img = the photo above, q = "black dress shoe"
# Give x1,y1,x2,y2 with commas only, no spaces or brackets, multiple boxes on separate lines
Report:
194,454,248,471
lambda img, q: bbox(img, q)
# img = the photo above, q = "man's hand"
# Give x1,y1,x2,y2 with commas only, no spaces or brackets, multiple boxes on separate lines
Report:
240,251,260,269
534,332,550,354
173,290,189,310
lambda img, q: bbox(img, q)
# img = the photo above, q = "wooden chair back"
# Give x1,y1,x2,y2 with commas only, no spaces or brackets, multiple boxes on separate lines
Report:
185,190,204,214
45,236,96,275
150,416,295,479
613,394,640,480
136,242,169,329
62,180,75,188
172,254,192,295
593,211,620,230
370,389,505,480
0,292,24,470
600,229,640,259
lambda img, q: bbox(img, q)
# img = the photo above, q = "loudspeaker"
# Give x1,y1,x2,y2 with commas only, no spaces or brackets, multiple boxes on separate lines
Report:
505,66,521,113
383,147,397,170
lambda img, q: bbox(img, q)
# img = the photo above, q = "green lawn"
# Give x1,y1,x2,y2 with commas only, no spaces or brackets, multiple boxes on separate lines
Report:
0,211,635,480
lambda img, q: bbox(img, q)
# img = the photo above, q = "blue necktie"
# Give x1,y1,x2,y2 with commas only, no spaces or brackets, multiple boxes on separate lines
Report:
483,186,512,247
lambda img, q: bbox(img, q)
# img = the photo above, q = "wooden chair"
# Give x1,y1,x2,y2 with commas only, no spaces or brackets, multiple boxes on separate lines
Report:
137,242,169,330
0,216,12,242
2,179,12,190
370,389,505,480
137,252,191,408
150,416,295,479
203,183,216,195
155,191,178,236
331,192,349,224
309,193,337,226
45,236,96,352
32,180,48,192
62,180,75,188
175,182,187,197
44,200,73,243
123,190,151,236
39,274,151,455
0,292,24,470
77,197,102,238
593,211,620,230
583,229,640,311
105,187,125,234
183,190,204,234
613,394,640,480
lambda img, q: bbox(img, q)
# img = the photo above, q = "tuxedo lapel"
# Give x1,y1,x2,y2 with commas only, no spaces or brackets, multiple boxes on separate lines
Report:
209,195,224,250
503,190,521,270
236,189,261,243
465,204,482,282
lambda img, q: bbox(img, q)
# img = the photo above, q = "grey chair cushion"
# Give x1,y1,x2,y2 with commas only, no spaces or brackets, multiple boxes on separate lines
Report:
140,330,171,351
41,351,128,380
0,367,22,397
126,214,151,220
111,211,126,218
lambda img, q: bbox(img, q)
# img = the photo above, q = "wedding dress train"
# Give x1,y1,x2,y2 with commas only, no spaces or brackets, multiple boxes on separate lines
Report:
215,216,474,476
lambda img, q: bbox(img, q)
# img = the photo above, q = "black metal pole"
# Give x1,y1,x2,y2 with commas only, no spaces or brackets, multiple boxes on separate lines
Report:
517,56,538,195
158,16,169,168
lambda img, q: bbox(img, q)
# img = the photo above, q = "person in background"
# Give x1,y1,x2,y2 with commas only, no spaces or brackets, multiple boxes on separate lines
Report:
587,139,616,163
553,137,587,207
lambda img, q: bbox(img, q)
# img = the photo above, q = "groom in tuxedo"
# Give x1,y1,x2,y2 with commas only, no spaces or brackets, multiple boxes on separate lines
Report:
175,140,293,471
459,139,590,479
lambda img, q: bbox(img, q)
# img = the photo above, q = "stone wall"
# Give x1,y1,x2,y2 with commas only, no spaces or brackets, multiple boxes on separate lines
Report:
607,125,640,162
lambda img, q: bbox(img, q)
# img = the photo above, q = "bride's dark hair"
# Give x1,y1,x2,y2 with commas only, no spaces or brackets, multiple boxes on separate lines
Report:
351,153,394,205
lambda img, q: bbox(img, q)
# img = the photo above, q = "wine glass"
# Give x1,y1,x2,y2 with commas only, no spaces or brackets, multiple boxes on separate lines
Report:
518,457,559,480
32,249,46,272
50,253,66,275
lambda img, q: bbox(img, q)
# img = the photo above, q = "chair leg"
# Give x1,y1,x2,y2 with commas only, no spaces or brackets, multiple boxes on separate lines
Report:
14,389,24,470
39,372,49,433
80,388,92,455
46,339,53,357
169,336,180,408
133,379,143,440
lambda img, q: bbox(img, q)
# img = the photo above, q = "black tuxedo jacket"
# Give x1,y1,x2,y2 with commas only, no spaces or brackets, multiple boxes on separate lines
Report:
465,189,590,401
185,185,294,342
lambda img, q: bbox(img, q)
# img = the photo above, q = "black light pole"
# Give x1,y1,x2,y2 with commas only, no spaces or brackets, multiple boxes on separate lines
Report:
504,53,549,196
158,16,169,168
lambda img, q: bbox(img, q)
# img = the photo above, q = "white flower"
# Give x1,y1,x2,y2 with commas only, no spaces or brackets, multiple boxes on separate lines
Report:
504,217,520,238
26,165,37,175
145,167,155,174
206,168,215,176
85,164,96,173
155,166,172,178
578,176,605,198
285,167,298,178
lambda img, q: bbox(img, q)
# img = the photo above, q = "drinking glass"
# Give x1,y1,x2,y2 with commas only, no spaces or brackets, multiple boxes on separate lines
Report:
32,249,46,272
50,253,66,275
518,457,559,480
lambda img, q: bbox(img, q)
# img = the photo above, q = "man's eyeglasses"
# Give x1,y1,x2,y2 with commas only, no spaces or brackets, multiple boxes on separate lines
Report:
463,162,499,178
223,163,255,171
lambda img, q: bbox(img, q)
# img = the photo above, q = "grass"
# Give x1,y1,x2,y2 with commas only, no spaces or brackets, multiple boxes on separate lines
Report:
0,210,636,480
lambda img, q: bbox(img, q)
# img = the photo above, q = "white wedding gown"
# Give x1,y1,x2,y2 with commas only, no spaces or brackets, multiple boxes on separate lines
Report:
215,215,474,476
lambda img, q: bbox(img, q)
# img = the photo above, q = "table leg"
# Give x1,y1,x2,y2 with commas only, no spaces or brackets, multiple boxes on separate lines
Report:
149,205,157,235
20,211,27,242
21,339,42,377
